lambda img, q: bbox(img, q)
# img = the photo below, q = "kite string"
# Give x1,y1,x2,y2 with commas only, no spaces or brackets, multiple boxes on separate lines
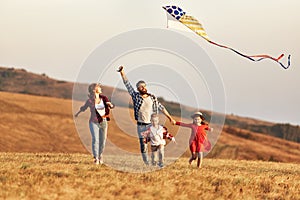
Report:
166,13,169,28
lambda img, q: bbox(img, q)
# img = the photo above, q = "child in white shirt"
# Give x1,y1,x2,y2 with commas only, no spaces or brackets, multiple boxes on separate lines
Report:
142,113,176,167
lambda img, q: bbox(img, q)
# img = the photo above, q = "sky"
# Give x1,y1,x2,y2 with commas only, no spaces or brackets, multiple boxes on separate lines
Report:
0,0,299,125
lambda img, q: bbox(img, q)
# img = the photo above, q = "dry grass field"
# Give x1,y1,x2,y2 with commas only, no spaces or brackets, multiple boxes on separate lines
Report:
1,91,300,199
0,153,299,200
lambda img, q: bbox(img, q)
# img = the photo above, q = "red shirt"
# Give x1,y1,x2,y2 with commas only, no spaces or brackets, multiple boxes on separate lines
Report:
176,122,211,152
80,95,111,123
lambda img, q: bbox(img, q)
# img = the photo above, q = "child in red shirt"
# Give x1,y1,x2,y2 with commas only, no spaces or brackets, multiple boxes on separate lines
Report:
175,111,213,168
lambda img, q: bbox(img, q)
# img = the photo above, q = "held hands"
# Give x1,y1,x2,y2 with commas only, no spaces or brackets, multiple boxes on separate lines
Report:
169,117,176,125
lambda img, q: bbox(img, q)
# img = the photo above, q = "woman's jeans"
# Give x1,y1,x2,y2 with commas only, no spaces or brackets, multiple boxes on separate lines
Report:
89,119,108,160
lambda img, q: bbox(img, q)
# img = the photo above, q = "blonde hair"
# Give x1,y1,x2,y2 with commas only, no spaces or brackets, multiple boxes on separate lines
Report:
151,113,159,119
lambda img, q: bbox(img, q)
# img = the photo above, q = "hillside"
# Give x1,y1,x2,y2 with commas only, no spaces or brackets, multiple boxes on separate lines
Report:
0,91,86,153
0,67,75,98
1,66,300,144
1,91,300,163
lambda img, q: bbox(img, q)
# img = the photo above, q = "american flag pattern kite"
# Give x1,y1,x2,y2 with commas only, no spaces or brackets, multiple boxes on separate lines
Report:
163,5,291,69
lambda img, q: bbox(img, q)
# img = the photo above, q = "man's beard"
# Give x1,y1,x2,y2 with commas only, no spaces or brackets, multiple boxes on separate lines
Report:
139,89,148,95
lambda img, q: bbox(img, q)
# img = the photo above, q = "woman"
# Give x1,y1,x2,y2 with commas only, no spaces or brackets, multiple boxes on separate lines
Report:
75,83,114,164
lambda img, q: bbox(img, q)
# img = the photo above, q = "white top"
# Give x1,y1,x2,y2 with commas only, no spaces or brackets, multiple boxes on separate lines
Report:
138,96,153,123
95,99,105,116
148,125,166,146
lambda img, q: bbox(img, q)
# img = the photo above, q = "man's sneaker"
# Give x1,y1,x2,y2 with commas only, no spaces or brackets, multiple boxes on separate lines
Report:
158,163,164,168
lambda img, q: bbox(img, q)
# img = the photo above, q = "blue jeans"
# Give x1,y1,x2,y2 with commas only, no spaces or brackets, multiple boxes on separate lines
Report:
137,124,150,164
89,119,107,160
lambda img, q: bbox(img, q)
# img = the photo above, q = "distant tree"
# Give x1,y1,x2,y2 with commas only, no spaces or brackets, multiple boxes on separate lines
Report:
41,73,48,78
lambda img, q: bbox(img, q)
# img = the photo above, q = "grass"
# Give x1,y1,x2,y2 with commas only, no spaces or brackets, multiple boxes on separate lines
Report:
0,153,299,200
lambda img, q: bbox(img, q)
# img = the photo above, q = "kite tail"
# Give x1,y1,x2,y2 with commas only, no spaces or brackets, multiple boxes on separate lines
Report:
279,54,291,69
208,40,291,69
250,54,291,69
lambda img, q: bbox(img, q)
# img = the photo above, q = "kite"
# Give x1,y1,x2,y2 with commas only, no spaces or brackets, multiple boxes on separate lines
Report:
162,5,291,69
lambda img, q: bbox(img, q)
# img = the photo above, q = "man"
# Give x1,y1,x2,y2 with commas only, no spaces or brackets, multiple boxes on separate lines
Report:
118,66,175,165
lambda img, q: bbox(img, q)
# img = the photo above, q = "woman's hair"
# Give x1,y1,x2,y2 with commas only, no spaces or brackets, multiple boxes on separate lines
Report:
88,83,101,99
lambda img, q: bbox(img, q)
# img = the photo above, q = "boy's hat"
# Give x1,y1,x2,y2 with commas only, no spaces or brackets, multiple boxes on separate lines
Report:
191,111,203,118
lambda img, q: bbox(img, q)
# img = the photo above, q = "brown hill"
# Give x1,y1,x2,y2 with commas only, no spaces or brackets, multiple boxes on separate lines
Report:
1,66,300,144
0,67,75,98
1,91,300,163
209,126,300,163
0,91,86,153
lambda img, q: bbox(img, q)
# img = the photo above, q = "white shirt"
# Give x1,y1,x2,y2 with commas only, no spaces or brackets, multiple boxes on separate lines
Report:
95,99,105,116
138,96,153,123
148,125,166,146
